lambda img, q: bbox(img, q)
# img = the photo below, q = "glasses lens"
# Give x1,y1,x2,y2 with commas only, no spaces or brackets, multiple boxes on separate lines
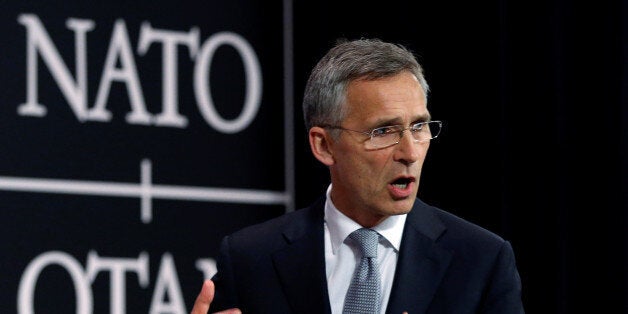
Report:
412,121,442,142
429,121,442,139
369,125,403,148
367,122,442,148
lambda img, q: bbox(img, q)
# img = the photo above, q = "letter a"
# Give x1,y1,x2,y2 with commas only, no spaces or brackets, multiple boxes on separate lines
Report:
93,19,152,124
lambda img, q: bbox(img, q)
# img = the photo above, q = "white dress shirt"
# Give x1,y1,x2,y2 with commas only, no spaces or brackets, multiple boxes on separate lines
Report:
324,184,407,314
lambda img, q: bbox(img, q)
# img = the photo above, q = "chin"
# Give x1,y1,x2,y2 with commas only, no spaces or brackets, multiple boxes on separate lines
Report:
388,199,416,215
403,194,418,206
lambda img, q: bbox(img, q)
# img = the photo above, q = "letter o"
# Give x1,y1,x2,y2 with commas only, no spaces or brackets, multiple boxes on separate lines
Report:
18,251,93,314
194,32,262,134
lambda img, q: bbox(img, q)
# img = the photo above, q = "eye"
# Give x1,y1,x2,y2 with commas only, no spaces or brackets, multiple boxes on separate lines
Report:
410,122,426,132
371,126,398,137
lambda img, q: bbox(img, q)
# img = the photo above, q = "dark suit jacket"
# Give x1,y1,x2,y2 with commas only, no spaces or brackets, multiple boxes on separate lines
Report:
211,197,524,313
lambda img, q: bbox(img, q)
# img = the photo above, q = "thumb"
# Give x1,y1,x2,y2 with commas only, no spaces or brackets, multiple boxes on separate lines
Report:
191,279,214,314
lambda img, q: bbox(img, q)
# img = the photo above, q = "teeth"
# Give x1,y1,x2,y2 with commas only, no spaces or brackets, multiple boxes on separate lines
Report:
393,183,408,189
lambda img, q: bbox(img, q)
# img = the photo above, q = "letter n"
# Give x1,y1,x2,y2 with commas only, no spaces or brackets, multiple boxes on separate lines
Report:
17,14,97,121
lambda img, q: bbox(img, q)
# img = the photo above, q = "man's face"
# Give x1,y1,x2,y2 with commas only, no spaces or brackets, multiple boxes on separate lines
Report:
328,71,430,227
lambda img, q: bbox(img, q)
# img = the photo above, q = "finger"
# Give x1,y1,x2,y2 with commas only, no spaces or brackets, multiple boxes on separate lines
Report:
190,280,214,314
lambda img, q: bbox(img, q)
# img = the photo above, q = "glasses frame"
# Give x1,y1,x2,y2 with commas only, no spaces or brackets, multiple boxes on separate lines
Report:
322,120,442,149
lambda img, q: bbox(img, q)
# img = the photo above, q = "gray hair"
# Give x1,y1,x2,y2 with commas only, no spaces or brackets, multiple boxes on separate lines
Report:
302,38,429,131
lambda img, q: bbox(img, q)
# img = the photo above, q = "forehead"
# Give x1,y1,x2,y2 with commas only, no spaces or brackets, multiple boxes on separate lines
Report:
343,72,429,126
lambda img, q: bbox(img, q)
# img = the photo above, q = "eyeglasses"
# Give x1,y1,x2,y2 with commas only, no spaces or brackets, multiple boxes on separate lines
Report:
323,121,442,149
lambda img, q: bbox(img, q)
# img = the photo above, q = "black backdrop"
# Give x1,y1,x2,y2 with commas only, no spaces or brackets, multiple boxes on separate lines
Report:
0,0,626,313
293,1,628,313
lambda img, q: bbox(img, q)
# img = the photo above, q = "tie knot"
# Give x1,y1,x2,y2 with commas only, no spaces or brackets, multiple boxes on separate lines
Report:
349,228,379,258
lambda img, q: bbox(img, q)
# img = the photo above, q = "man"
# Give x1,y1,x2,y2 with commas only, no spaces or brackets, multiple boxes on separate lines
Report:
192,38,524,313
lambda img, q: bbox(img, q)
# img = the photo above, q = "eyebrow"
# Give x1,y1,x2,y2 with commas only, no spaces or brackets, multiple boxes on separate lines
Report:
372,113,432,128
412,114,432,123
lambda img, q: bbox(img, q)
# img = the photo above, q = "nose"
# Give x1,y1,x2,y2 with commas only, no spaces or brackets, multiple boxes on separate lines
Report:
392,129,426,164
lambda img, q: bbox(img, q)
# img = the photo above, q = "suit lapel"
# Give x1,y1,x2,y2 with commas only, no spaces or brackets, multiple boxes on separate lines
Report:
272,201,332,314
386,200,452,314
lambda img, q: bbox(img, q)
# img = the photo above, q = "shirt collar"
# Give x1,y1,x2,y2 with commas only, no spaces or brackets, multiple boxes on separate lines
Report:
324,184,407,254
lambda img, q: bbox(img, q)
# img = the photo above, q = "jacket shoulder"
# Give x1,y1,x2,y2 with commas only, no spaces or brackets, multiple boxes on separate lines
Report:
225,198,324,251
413,198,508,251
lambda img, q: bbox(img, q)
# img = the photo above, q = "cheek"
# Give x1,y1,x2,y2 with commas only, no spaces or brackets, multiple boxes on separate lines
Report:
357,154,395,187
338,152,382,182
333,143,396,184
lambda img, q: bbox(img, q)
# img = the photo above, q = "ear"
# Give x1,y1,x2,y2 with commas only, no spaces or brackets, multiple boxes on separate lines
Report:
309,126,335,166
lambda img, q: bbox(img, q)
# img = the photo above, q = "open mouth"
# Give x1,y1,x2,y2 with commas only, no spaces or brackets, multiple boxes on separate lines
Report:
390,177,415,189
